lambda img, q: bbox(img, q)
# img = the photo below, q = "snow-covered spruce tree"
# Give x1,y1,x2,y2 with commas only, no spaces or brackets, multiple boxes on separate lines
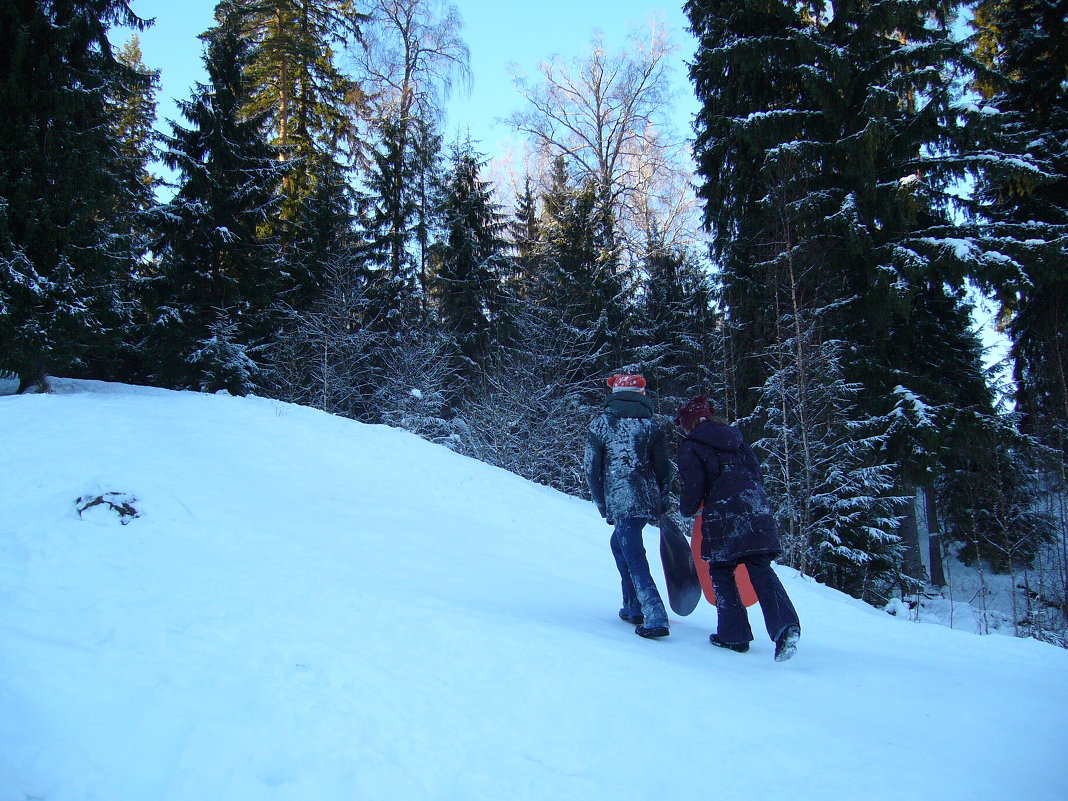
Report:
506,178,544,295
363,114,432,289
143,3,284,394
0,0,150,392
971,0,1068,458
105,34,161,383
878,280,1016,587
427,142,509,368
187,318,261,397
630,230,717,411
685,0,915,589
938,411,1057,575
685,0,821,410
882,325,1058,599
686,0,1025,595
748,319,907,603
535,158,634,378
687,0,1008,413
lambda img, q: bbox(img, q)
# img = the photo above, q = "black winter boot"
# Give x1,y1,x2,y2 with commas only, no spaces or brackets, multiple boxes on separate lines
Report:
619,609,644,625
635,624,670,639
709,634,749,653
774,624,801,662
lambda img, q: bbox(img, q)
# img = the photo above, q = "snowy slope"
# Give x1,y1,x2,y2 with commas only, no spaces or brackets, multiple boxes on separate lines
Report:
1,380,1066,801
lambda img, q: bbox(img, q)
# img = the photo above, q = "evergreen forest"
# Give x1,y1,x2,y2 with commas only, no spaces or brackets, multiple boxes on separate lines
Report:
2,0,1066,641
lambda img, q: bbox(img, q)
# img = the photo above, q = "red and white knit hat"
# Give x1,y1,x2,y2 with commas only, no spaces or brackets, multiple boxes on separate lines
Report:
606,374,647,392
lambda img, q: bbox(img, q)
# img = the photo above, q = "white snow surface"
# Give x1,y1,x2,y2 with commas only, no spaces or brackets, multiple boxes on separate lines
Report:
2,379,1066,801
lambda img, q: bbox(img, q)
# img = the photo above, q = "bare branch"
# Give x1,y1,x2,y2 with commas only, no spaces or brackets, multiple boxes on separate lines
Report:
507,19,700,260
353,0,472,125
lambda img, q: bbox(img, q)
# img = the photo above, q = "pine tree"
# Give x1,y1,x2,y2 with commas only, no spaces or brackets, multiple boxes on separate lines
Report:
686,0,1000,417
507,178,543,295
233,0,367,303
363,113,444,295
536,158,633,376
685,0,818,406
972,0,1068,456
685,0,1018,594
0,0,149,391
144,3,284,394
938,411,1057,574
284,155,358,312
630,231,716,409
429,143,508,366
486,178,545,364
410,116,445,296
356,0,469,295
364,116,417,275
749,331,906,603
105,34,160,382
110,35,159,221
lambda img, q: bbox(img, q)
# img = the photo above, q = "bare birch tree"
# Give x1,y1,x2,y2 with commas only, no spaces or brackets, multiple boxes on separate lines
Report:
507,20,699,262
356,0,470,123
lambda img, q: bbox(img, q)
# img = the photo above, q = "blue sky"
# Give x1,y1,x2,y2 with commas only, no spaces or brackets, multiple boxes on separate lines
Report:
122,0,700,158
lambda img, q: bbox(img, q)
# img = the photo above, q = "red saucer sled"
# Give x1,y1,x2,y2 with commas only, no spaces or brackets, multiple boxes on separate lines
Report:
691,512,759,607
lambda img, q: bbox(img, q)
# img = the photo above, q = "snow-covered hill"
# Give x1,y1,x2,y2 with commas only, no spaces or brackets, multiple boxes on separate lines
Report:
2,380,1066,801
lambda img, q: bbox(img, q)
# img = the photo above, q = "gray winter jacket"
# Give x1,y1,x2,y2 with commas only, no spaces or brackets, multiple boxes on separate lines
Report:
584,391,674,524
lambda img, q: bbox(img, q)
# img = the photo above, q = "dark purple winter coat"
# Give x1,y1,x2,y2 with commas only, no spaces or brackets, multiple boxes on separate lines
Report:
677,419,781,563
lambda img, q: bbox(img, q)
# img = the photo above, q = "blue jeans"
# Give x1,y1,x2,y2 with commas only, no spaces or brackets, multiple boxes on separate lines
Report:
709,553,800,644
610,518,668,628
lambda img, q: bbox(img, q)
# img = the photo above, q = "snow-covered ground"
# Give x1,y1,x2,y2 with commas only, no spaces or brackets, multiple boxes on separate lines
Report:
2,380,1066,801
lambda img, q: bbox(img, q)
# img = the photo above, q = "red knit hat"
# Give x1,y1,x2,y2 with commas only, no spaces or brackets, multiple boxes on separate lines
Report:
674,396,715,431
606,374,647,391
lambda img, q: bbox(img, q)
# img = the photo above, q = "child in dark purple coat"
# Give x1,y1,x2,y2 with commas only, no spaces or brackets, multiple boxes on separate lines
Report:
675,396,801,661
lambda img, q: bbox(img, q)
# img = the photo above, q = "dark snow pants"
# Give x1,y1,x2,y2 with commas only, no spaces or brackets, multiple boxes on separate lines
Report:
610,517,669,628
709,553,799,645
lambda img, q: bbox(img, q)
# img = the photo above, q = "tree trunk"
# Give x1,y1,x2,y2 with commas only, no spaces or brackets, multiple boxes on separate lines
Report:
923,486,946,588
17,357,49,394
898,487,925,585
